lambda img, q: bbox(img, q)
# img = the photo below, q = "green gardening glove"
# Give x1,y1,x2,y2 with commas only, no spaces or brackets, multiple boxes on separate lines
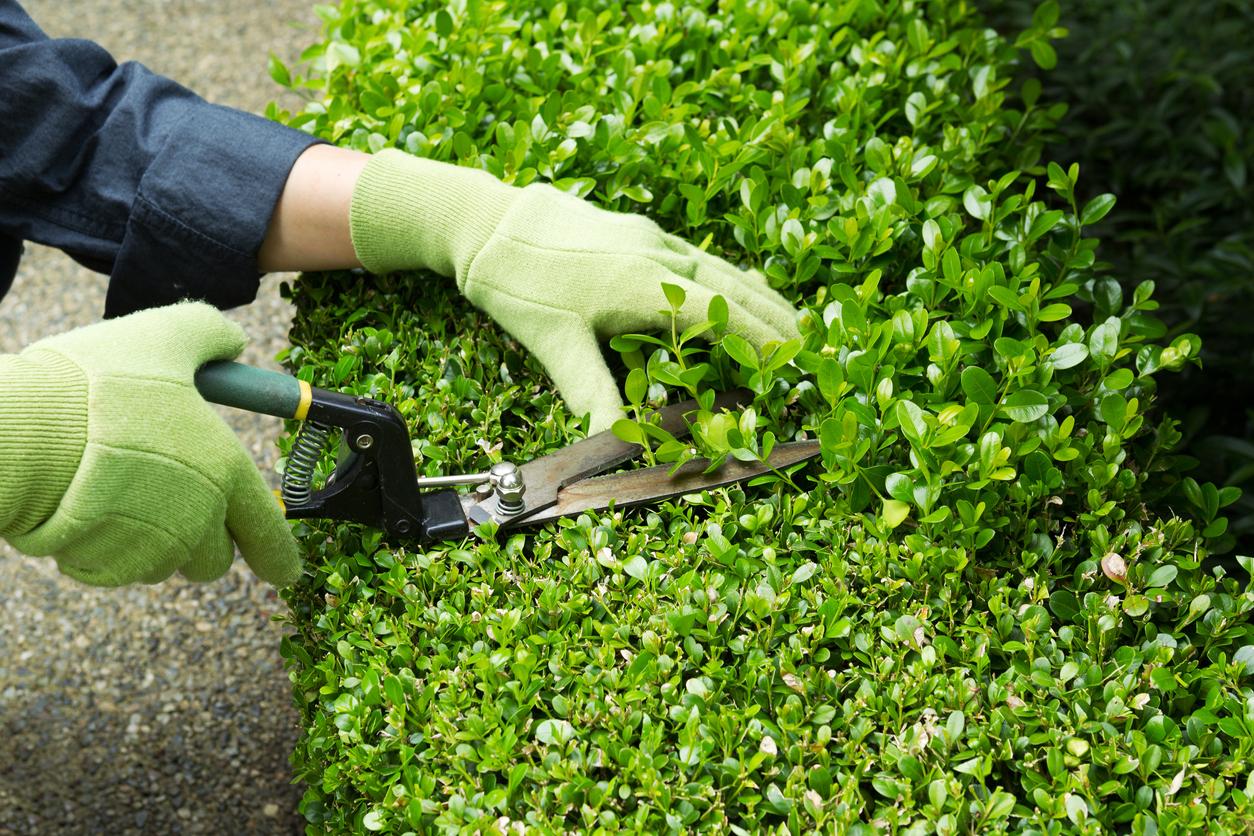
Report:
349,149,801,433
0,302,302,587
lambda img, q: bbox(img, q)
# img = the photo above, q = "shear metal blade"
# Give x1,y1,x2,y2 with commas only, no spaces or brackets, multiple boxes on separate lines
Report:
498,439,821,528
466,389,751,527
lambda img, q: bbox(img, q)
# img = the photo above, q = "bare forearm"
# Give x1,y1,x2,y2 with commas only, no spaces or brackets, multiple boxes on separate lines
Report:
257,144,370,272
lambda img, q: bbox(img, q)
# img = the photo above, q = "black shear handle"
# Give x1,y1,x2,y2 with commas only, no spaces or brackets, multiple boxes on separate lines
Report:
193,360,469,542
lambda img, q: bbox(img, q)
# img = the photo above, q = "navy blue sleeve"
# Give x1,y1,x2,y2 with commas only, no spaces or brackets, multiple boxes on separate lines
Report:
0,0,324,318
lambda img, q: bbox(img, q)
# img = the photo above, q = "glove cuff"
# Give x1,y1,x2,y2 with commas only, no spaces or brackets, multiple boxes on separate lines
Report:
0,352,88,538
349,149,517,287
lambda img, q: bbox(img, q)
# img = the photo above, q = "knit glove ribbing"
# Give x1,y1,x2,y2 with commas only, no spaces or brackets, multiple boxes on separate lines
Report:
0,303,302,587
349,149,800,433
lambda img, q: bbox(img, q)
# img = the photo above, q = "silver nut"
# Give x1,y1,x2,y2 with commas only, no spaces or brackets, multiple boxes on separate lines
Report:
496,471,526,503
489,461,518,481
487,460,526,514
356,434,374,450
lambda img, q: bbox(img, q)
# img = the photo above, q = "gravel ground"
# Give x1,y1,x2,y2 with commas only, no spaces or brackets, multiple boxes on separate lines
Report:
1,1,325,833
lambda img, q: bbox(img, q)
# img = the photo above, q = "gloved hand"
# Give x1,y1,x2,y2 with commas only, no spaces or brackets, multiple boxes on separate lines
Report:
349,149,800,433
0,303,302,587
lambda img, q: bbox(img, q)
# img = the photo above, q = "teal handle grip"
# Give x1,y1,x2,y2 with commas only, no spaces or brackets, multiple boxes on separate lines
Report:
194,360,306,420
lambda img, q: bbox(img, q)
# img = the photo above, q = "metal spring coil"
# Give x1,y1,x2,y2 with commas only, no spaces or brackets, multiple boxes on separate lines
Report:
282,421,331,506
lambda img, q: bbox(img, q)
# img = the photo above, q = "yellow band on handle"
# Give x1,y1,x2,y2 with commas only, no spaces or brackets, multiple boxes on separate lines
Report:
273,490,286,514
294,379,313,421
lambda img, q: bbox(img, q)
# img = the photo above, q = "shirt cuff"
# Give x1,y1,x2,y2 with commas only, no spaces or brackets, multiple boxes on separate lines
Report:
103,104,324,319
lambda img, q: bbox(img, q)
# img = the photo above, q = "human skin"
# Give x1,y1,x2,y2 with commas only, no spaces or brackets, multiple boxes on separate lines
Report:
256,144,370,272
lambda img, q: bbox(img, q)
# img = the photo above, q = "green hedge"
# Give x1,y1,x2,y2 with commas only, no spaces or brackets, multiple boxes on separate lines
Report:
267,0,1254,833
981,0,1254,549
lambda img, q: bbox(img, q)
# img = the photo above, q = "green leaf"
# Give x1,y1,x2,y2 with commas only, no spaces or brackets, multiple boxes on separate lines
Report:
667,610,697,637
620,185,654,202
328,41,361,68
611,418,647,446
641,422,680,446
535,719,575,745
508,764,529,796
882,499,910,528
1027,209,1065,241
986,790,1016,820
625,368,648,406
942,248,962,285
674,317,714,344
864,136,892,172
1181,477,1206,511
886,472,915,504
896,400,929,445
1023,450,1053,484
1038,303,1072,322
963,185,990,220
708,294,729,335
267,52,292,88
1021,77,1041,109
1145,565,1179,589
1183,594,1211,626
333,353,357,384
927,320,959,362
946,711,965,744
383,675,405,706
765,339,801,372
1050,590,1081,620
1100,393,1129,429
661,282,687,312
987,285,1024,311
1049,343,1089,370
722,334,759,370
905,91,928,127
1089,319,1120,362
1033,0,1060,28
622,555,649,580
994,337,1028,360
1080,194,1116,226
961,366,998,405
839,298,868,337
847,351,877,392
435,8,454,36
790,562,819,585
817,357,843,407
922,218,942,250
1000,390,1049,423
1028,39,1057,70
1234,645,1254,675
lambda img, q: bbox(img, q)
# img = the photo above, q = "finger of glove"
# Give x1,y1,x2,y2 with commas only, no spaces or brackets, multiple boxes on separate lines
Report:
175,513,236,583
223,454,303,587
539,324,626,434
486,189,798,340
651,238,800,339
27,301,248,382
467,286,626,433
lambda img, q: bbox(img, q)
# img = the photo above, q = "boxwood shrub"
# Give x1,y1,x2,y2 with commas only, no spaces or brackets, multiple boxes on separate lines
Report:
981,0,1254,551
267,0,1254,833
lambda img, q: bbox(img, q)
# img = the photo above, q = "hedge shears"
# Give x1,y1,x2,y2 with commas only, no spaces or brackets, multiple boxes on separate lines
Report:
194,361,821,542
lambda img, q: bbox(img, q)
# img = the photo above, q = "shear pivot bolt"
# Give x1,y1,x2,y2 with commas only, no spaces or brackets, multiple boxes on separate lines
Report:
356,434,374,450
489,461,517,479
489,461,526,515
